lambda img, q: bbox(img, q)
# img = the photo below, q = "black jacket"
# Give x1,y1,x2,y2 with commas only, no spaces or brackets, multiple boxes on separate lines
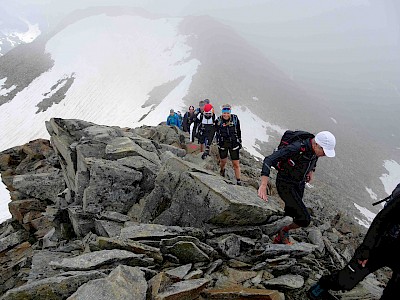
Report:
361,183,400,253
215,114,241,146
182,112,196,132
261,139,318,183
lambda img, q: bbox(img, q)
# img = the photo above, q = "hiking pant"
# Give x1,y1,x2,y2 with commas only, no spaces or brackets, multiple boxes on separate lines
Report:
319,241,400,300
276,178,310,227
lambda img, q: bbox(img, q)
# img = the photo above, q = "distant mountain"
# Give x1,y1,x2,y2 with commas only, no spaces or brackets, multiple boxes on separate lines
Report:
0,6,42,56
0,6,397,226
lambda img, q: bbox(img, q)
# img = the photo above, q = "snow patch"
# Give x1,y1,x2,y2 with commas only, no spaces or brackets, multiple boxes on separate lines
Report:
0,15,200,152
379,160,400,195
231,105,286,159
365,187,377,200
354,203,376,228
0,84,17,96
252,96,259,101
13,19,41,43
330,117,337,124
0,177,11,224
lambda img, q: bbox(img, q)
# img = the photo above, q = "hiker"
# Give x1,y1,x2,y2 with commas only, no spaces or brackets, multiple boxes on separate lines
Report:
177,111,183,129
183,106,197,142
194,103,216,159
195,100,205,116
257,130,336,244
215,104,242,186
308,183,400,300
166,109,181,129
204,98,215,113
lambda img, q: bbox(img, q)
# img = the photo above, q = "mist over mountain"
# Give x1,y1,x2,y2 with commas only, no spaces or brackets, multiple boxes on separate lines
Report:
0,1,399,226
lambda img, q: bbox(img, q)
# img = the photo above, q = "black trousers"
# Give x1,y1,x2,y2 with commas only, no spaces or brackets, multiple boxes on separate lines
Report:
320,241,400,300
276,178,311,227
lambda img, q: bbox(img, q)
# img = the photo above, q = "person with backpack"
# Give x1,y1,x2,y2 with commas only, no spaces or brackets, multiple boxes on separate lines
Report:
215,104,242,186
183,106,197,140
166,109,181,129
194,103,216,159
195,100,205,116
308,183,400,300
258,130,336,244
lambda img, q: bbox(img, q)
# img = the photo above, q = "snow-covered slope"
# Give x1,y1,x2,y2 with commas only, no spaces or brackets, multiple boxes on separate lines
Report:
0,20,41,56
0,14,200,151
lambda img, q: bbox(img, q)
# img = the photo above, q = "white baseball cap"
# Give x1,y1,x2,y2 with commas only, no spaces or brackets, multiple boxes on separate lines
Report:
315,131,336,157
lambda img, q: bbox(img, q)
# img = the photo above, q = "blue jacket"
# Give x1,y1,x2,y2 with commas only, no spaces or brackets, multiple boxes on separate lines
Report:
167,113,181,128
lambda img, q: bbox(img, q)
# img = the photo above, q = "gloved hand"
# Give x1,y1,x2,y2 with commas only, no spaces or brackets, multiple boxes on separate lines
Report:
354,244,370,261
237,138,242,149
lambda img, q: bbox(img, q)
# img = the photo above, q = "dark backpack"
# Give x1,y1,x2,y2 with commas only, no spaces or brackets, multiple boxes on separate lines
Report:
274,130,315,171
276,130,315,151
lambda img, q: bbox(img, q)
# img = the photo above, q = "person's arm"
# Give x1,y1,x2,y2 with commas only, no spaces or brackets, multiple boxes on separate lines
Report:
167,116,171,126
356,183,400,260
258,175,269,201
258,142,302,201
236,117,241,140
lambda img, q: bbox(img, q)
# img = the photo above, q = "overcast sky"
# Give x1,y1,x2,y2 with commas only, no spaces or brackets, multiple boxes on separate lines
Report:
1,0,399,107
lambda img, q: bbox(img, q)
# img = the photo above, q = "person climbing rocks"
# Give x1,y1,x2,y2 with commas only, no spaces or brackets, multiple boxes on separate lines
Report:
258,130,336,244
215,104,242,186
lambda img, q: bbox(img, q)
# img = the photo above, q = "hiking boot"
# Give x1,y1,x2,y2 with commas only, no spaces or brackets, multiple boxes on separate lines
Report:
273,229,293,245
307,283,336,300
236,179,242,186
201,152,209,160
220,169,225,177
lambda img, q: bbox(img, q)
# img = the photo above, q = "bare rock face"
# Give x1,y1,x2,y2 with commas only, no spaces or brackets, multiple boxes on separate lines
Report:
0,118,381,300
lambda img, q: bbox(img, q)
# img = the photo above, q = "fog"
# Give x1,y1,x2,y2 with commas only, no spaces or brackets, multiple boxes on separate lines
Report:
2,0,400,146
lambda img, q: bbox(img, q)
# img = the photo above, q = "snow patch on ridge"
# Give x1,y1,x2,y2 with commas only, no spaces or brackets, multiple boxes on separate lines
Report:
231,105,286,159
380,160,400,195
365,187,377,200
354,203,376,228
0,14,200,152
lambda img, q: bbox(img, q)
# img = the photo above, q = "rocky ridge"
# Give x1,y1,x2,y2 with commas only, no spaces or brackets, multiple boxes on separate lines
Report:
0,118,388,299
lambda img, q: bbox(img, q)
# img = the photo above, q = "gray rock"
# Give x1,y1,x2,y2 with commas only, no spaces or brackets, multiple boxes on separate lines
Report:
67,266,147,300
94,220,123,238
12,171,65,202
263,274,304,290
98,211,131,223
82,158,142,214
159,144,186,157
141,157,283,228
26,250,71,282
67,206,95,238
207,234,241,258
256,243,317,260
168,241,210,264
105,137,160,165
92,236,163,263
0,271,105,300
160,236,217,258
307,227,325,255
49,249,154,271
165,264,192,279
120,223,205,241
0,231,28,253
155,278,210,300
260,216,293,236
211,226,263,239
82,124,124,143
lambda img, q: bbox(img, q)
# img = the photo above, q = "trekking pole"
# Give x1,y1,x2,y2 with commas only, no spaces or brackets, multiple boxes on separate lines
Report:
372,195,391,206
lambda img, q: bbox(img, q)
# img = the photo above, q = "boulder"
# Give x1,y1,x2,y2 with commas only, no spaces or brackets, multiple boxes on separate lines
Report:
50,249,154,271
67,266,147,300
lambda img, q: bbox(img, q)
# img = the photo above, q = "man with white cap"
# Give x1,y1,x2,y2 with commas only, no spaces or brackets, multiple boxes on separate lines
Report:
258,130,336,244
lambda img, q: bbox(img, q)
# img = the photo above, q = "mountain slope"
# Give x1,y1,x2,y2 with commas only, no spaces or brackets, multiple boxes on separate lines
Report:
0,6,398,226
